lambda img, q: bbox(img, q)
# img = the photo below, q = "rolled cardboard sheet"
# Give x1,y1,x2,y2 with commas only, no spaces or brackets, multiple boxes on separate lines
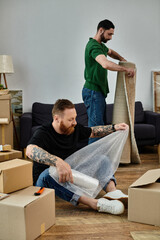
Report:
113,61,140,164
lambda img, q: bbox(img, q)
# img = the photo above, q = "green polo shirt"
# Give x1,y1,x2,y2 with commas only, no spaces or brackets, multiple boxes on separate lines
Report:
84,38,109,97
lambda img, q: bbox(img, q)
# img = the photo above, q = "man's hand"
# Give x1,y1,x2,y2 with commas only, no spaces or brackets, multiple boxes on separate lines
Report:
56,158,73,183
120,57,127,62
125,68,135,77
114,123,129,131
26,144,73,184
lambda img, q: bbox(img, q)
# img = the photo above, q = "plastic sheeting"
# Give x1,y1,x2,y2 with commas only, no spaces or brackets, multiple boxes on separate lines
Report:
49,129,128,198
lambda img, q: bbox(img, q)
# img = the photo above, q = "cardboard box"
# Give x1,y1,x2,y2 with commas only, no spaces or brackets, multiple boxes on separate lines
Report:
0,159,33,193
128,169,160,226
0,94,11,122
0,186,55,240
0,149,22,162
0,121,13,147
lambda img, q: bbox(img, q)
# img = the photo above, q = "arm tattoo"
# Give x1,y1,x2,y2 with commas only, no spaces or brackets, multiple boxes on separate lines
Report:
30,146,57,166
91,125,113,138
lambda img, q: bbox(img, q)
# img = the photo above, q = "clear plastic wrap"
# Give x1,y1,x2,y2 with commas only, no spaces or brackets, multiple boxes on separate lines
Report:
49,129,128,198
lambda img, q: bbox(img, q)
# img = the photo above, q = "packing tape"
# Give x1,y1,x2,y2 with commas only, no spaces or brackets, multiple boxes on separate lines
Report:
4,154,9,160
41,223,45,234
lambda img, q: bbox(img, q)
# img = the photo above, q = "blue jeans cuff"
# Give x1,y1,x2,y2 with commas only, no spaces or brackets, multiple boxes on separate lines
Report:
70,193,81,206
103,176,117,191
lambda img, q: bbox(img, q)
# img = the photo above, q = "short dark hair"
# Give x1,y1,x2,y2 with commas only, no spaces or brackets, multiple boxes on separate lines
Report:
52,99,75,117
97,19,115,31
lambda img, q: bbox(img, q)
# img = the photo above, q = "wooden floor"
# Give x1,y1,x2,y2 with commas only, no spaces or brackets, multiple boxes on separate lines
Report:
37,147,160,240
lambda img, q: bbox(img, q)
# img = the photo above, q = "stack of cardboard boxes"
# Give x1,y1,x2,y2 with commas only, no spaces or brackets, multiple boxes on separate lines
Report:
0,94,55,239
0,159,55,240
0,93,22,162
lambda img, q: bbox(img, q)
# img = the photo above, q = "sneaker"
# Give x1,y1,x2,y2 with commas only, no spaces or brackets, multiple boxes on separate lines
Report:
103,190,128,208
97,198,124,215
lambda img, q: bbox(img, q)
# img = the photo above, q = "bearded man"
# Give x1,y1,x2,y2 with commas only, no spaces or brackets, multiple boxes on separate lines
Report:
82,19,134,144
26,99,128,215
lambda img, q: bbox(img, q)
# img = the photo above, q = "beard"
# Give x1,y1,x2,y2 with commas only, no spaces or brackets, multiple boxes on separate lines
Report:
100,32,108,43
60,121,76,135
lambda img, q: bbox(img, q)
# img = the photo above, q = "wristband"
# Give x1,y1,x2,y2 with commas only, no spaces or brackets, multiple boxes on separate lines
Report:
112,124,116,132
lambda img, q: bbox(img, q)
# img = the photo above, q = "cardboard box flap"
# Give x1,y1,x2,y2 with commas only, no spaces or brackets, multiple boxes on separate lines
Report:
130,169,160,188
0,193,37,207
0,186,49,207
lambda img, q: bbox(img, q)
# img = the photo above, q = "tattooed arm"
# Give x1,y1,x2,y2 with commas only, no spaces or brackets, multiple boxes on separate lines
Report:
26,144,73,183
90,123,128,138
26,144,58,166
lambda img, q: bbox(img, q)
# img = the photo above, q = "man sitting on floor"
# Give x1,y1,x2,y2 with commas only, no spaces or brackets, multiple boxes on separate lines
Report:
26,99,128,215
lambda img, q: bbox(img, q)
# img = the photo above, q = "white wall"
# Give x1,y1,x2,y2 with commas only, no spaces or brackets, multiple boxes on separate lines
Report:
0,0,160,112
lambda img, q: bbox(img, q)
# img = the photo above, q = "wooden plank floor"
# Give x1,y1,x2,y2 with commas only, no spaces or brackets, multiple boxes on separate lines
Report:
37,147,160,240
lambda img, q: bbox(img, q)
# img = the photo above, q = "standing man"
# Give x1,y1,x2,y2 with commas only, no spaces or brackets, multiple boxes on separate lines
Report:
82,19,134,144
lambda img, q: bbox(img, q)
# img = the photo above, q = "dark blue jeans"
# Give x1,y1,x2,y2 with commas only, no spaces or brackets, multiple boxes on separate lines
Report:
36,169,80,206
82,87,116,185
82,87,106,144
36,169,116,205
